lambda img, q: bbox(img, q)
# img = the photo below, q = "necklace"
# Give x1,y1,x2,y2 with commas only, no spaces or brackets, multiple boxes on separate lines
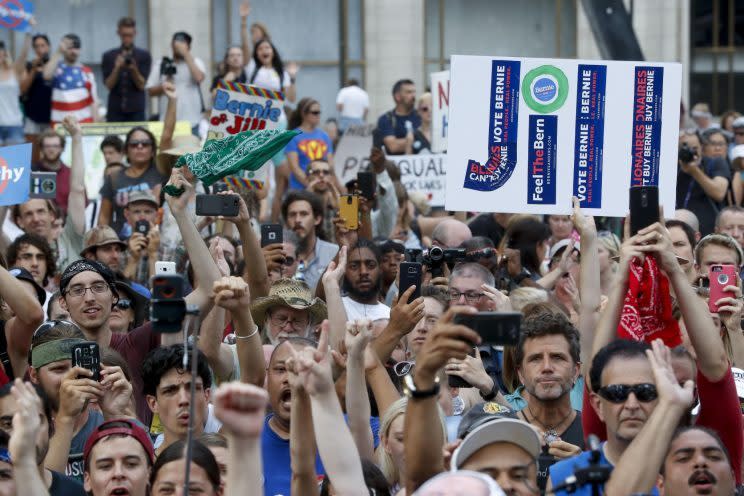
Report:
523,403,573,444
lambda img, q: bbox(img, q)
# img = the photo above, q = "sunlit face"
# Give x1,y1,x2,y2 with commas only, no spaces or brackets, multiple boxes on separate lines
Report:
286,200,319,244
345,247,381,300
30,358,70,412
460,442,537,496
382,414,406,479
394,83,416,111
597,243,611,272
60,271,115,333
14,243,47,286
668,226,694,265
151,459,217,496
381,250,403,285
716,211,744,248
449,275,489,311
548,215,573,240
696,244,739,279
225,46,243,70
660,429,735,496
124,201,157,227
16,199,54,239
63,37,80,64
110,299,135,334
307,161,332,192
126,130,154,165
84,436,150,496
518,334,579,402
48,296,70,321
269,243,298,283
146,368,209,442
418,94,432,123
304,103,321,127
266,306,311,343
409,297,445,357
266,342,299,428
256,41,274,66
92,244,124,272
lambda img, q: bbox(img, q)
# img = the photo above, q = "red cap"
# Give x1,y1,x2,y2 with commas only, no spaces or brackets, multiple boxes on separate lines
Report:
83,419,155,468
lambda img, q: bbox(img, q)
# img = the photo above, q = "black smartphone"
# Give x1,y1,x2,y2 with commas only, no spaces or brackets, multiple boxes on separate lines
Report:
195,194,240,217
398,262,422,302
629,186,659,236
448,345,476,388
261,224,283,247
71,342,101,381
30,172,57,199
357,171,377,200
134,219,149,236
454,311,521,346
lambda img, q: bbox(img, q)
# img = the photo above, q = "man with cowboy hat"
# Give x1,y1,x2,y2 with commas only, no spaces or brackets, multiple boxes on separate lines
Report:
251,278,327,345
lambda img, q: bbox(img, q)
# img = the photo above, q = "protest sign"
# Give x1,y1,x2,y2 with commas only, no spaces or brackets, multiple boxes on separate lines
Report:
208,81,283,141
0,143,31,206
0,0,33,32
394,154,446,207
333,124,374,183
445,56,682,216
430,71,449,153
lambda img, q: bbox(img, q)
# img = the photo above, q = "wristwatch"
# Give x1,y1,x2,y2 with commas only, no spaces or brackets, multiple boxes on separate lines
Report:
479,380,499,401
513,268,532,285
403,374,440,399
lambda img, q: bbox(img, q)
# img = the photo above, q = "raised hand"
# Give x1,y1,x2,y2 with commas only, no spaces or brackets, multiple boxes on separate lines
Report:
322,245,347,286
58,367,103,419
286,321,334,396
162,81,177,100
146,225,160,257
634,222,681,274
388,286,425,336
61,115,82,137
481,283,512,312
414,307,481,382
345,319,373,360
217,191,250,224
100,365,133,417
263,243,287,274
209,237,231,277
239,0,251,18
647,339,694,410
164,167,195,214
571,196,596,238
213,276,251,311
8,380,42,463
444,348,492,394
717,281,743,333
213,381,268,439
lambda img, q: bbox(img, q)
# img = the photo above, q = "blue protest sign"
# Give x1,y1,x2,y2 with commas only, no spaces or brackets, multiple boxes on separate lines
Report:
0,143,31,206
0,0,33,32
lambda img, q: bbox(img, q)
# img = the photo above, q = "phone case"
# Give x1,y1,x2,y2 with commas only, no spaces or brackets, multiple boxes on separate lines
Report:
134,220,149,236
71,343,100,381
398,262,422,302
357,172,376,200
195,194,239,217
339,195,360,230
261,224,283,247
453,312,522,346
629,186,659,236
709,265,737,313
155,261,176,274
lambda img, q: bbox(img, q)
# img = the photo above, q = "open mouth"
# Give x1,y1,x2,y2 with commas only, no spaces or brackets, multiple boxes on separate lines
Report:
280,389,292,410
110,488,130,496
689,470,716,491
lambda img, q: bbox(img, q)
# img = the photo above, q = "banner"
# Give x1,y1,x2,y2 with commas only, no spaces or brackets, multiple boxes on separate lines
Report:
0,0,33,32
431,71,449,153
394,154,446,207
333,124,374,183
445,55,681,216
208,81,283,141
0,143,31,206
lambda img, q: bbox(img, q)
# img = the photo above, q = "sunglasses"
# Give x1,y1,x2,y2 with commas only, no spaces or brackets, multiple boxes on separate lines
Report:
33,319,76,338
393,361,415,377
597,383,658,403
308,110,321,115
115,299,132,310
128,139,153,148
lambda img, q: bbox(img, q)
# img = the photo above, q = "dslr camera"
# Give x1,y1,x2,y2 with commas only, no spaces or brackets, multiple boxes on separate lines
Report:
422,246,466,278
160,56,177,77
678,143,697,164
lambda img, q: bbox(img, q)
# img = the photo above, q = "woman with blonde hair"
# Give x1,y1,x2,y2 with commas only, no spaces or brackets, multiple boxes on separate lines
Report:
597,231,621,296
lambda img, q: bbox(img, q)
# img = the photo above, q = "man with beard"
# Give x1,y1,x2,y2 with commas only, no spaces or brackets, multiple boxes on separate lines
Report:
376,79,420,155
281,190,338,292
0,381,85,495
511,310,584,491
342,239,390,321
31,130,75,214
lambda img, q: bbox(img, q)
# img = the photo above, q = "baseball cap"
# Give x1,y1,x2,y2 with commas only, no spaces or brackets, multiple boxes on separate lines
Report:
83,419,155,468
126,190,158,208
732,117,744,130
8,267,46,305
732,145,744,161
548,238,580,260
80,225,126,257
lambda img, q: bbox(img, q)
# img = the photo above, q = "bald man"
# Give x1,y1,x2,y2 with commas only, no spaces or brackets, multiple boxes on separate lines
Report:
432,219,472,248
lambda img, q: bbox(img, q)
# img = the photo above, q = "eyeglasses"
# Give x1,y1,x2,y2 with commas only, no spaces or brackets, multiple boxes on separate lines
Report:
65,282,110,298
115,299,132,310
393,361,414,377
269,313,309,330
33,319,75,338
128,139,153,148
597,383,658,403
447,290,484,303
708,141,727,147
310,169,330,176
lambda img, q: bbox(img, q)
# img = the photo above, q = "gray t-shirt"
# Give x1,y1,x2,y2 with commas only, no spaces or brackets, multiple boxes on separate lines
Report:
99,166,165,238
65,409,104,483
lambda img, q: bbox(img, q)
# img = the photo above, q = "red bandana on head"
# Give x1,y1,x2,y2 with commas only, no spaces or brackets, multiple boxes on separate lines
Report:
617,255,681,347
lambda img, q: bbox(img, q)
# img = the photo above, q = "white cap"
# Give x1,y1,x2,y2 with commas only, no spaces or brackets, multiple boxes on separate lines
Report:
732,145,744,161
451,418,541,470
732,117,744,130
548,238,580,260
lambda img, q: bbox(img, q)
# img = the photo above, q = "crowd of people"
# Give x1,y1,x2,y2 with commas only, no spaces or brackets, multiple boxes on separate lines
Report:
0,3,742,496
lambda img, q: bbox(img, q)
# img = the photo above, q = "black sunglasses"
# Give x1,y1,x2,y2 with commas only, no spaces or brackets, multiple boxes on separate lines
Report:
33,319,76,338
597,383,658,403
128,139,152,148
115,299,132,310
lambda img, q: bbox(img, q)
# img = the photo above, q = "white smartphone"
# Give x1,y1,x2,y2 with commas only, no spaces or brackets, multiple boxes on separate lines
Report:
155,261,177,275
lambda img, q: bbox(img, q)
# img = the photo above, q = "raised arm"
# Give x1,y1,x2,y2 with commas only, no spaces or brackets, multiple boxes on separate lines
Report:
13,30,31,79
61,116,86,236
288,367,317,496
159,82,178,151
573,198,601,371
239,1,253,63
339,320,375,460
321,246,349,351
0,265,44,379
8,381,49,496
41,38,65,81
371,285,423,363
197,305,233,382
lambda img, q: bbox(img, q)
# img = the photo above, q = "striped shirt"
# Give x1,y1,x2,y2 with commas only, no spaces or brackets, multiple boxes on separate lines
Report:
50,62,97,124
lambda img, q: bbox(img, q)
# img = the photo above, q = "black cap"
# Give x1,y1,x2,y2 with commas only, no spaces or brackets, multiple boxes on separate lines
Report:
8,267,46,305
456,401,517,439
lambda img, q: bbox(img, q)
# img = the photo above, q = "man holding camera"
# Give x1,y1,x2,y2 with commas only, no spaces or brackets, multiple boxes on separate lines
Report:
43,33,98,125
101,17,151,122
676,130,730,236
20,33,53,133
121,190,160,286
146,31,205,134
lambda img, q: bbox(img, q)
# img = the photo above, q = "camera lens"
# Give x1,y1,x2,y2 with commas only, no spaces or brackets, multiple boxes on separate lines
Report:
718,274,729,285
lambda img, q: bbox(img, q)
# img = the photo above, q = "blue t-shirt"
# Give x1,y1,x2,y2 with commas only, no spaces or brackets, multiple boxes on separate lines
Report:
284,128,334,190
375,109,422,152
262,415,324,496
549,443,659,496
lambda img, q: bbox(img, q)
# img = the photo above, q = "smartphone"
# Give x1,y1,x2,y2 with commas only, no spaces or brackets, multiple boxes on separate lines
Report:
629,186,659,236
155,261,176,275
709,265,738,313
30,172,57,199
454,312,522,346
357,171,377,200
150,274,186,333
195,194,240,217
261,224,283,248
339,194,360,230
398,262,422,302
71,342,101,381
134,220,149,236
448,345,476,388
151,274,184,299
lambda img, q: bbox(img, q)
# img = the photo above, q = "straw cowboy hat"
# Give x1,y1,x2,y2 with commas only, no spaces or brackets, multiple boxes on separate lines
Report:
156,134,203,176
250,278,327,327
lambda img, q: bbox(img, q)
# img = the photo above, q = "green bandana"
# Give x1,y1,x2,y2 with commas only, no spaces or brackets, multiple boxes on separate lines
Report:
165,129,299,197
31,338,87,369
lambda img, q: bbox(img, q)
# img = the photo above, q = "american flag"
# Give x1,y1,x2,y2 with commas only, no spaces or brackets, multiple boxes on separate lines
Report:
50,62,97,124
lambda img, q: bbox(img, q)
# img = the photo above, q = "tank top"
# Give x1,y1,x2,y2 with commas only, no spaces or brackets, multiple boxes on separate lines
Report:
0,72,22,126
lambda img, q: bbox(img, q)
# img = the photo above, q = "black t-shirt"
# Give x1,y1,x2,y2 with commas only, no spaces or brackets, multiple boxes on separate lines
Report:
50,470,86,496
468,213,506,247
534,411,585,492
22,69,52,124
675,156,731,236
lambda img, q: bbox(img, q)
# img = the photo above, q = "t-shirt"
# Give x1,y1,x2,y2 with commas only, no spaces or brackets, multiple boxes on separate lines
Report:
376,109,421,155
22,69,52,125
50,470,86,496
675,156,731,235
109,322,161,425
32,161,72,215
65,409,104,482
146,57,206,125
262,415,324,496
468,214,506,248
336,85,369,119
342,296,390,321
98,166,165,239
245,60,291,92
54,212,85,275
50,62,97,125
284,128,334,190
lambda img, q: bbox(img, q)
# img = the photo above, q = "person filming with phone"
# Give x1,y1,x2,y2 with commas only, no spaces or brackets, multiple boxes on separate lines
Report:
121,190,160,286
676,129,730,236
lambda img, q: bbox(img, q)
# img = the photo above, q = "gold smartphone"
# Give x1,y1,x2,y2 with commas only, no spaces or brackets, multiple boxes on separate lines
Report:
339,194,360,230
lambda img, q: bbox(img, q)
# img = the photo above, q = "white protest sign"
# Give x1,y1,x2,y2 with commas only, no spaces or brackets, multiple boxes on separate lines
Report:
333,124,374,183
208,81,284,140
394,154,446,207
431,71,449,153
445,56,681,216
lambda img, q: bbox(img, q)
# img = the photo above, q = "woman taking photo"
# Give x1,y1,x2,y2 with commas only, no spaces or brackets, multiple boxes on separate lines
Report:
0,32,31,145
285,98,335,190
210,45,247,99
496,215,551,291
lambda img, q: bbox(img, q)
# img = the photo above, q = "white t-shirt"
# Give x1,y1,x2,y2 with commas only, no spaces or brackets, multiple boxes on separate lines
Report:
244,59,291,92
335,85,369,119
147,56,206,126
342,296,391,321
